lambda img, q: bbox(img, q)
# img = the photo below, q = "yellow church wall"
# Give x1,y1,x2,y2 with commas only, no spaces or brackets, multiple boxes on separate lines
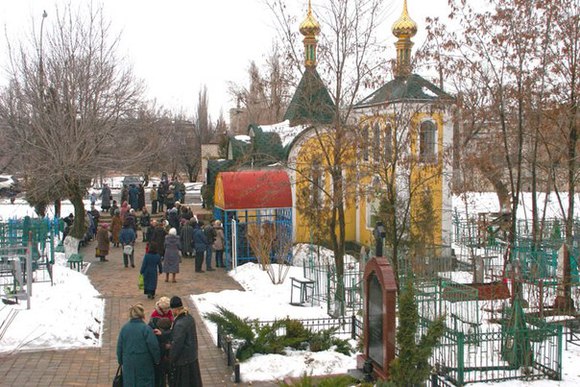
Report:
355,110,447,250
409,112,445,246
292,130,358,244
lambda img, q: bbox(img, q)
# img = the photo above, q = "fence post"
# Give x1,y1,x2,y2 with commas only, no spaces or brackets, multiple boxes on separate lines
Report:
457,332,465,386
557,324,563,381
234,360,240,383
217,325,221,348
351,314,356,340
226,338,232,366
26,231,32,309
539,279,544,318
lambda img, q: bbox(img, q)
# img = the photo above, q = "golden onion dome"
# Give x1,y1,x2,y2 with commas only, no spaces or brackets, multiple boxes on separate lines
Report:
300,0,320,36
392,0,417,39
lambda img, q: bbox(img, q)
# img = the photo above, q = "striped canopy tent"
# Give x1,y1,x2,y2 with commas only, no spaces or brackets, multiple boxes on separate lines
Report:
213,170,293,268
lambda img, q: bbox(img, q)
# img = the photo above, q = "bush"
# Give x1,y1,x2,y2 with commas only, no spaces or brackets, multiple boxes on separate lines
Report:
204,308,352,361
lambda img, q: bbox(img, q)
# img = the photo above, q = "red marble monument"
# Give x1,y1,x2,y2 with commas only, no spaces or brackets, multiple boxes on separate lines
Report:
357,257,397,380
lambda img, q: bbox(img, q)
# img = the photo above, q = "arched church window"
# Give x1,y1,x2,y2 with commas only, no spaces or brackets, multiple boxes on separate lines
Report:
373,121,381,162
419,120,437,163
362,124,369,161
384,122,392,160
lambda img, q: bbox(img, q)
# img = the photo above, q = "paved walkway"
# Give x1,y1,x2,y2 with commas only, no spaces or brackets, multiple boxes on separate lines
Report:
0,228,277,386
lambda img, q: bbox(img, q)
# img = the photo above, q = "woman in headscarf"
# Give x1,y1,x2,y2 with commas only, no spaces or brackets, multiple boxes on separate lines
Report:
163,228,181,283
116,303,160,387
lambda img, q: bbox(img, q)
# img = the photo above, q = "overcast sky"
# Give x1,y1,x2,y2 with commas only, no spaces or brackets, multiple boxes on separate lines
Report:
0,0,450,121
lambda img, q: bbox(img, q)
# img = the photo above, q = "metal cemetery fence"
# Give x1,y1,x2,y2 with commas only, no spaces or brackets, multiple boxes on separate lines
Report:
432,324,562,385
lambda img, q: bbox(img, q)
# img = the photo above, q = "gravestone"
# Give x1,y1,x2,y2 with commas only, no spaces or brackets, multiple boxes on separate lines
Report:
357,257,397,380
63,235,80,260
474,256,485,283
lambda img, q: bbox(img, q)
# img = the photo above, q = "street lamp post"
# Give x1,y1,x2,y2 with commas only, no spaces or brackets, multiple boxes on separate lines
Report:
39,10,48,84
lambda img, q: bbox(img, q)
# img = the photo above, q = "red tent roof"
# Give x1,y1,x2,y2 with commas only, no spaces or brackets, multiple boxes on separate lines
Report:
214,170,292,210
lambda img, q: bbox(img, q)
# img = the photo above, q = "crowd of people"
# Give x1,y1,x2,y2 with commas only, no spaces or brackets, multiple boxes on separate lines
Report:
117,296,202,387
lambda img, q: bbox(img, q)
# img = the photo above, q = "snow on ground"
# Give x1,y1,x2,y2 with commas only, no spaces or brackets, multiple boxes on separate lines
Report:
0,252,104,353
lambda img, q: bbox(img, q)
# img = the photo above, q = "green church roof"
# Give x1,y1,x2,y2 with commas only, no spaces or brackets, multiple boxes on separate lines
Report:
284,68,335,125
355,74,454,108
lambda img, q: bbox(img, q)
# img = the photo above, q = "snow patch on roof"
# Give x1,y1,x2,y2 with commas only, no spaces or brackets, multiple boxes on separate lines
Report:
259,120,305,147
422,86,438,98
234,135,251,143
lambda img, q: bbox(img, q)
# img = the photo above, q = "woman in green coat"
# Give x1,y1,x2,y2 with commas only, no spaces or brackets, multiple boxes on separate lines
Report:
117,303,161,387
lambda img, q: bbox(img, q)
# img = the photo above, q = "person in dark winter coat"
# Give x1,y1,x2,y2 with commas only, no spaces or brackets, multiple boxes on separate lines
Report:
203,221,216,271
167,207,180,233
151,221,167,258
95,224,110,262
140,207,152,242
149,316,172,387
192,222,208,273
140,242,162,299
163,228,181,283
129,184,140,211
138,184,146,211
212,220,225,268
179,220,194,257
125,209,137,232
157,182,167,213
116,303,160,387
168,296,203,387
100,184,112,212
150,185,158,214
109,199,119,216
120,222,137,268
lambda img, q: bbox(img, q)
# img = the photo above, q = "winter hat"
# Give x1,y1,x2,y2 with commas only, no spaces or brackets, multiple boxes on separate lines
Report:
156,296,171,311
170,296,183,308
175,201,181,206
168,228,177,236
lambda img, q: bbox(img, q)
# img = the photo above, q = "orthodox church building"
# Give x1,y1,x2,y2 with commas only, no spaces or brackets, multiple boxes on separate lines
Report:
215,0,455,262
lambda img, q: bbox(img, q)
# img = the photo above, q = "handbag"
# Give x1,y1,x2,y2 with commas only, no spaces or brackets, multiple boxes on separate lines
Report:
112,364,122,387
138,274,144,290
123,245,133,255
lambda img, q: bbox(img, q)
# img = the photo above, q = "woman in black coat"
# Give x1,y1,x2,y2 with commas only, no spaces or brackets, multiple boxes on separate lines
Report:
169,296,202,387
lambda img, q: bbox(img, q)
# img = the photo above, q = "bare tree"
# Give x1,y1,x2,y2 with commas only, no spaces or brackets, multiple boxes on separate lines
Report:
246,222,293,284
228,45,295,129
0,4,145,237
423,0,577,250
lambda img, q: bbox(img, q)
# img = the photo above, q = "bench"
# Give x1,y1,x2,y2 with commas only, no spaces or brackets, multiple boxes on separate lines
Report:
67,253,84,271
290,276,315,306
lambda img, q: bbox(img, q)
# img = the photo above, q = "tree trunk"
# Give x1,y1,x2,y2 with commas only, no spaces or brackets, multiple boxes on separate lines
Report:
70,191,87,240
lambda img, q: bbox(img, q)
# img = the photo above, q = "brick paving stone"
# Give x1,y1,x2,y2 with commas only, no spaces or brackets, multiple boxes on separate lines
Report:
0,219,280,386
